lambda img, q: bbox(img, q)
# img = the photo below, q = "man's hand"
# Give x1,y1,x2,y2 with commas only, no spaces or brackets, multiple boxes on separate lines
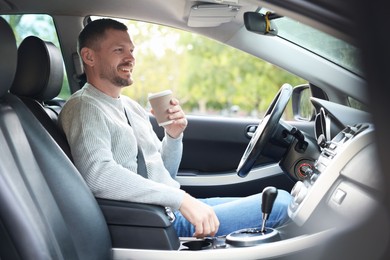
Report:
162,98,188,139
179,193,220,238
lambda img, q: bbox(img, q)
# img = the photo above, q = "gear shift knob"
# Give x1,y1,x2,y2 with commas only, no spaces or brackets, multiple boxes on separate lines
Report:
225,186,281,246
261,186,278,232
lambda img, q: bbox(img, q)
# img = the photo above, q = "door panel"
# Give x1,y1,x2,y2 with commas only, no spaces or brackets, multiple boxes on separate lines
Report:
151,115,315,197
153,115,273,172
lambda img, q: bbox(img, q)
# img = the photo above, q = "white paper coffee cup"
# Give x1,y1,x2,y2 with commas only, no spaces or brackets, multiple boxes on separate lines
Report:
148,90,173,127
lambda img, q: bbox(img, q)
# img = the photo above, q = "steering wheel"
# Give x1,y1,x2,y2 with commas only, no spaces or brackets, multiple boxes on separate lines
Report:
237,84,293,177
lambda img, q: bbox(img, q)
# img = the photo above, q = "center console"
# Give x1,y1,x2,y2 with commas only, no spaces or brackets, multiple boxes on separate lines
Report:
98,186,285,251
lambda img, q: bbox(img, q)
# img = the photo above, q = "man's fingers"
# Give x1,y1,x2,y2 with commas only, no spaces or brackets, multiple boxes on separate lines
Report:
180,193,220,238
193,223,204,238
210,217,219,237
170,98,179,105
192,212,220,238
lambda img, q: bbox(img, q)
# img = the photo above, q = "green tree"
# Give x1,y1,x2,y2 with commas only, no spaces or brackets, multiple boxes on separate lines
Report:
122,21,185,107
111,20,307,119
177,30,306,117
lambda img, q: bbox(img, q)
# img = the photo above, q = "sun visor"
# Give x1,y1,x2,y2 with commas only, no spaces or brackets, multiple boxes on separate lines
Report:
187,4,240,27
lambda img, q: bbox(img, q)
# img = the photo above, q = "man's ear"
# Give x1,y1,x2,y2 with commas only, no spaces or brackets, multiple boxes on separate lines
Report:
80,47,95,66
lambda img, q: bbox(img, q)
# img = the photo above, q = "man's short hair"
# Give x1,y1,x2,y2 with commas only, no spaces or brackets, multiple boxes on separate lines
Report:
77,18,128,54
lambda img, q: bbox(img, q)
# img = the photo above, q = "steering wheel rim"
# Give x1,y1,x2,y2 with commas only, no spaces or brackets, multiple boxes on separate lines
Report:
236,84,293,177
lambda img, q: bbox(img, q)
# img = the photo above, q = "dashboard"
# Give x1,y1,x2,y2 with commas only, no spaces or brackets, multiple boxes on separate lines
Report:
288,98,383,230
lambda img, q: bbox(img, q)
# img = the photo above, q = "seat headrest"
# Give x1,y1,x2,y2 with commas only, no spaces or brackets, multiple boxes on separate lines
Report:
0,17,17,97
11,36,64,101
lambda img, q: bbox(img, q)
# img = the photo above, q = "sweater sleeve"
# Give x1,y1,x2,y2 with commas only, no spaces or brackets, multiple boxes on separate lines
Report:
59,97,185,210
161,132,183,179
127,99,183,180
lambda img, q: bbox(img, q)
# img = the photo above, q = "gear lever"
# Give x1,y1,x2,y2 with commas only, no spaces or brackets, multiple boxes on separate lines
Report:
260,186,278,233
225,186,281,247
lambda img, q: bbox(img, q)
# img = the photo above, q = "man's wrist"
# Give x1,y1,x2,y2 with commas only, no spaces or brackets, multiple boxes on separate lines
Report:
166,131,183,140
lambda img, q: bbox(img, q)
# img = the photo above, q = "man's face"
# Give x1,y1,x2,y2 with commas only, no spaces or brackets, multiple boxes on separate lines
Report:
94,29,135,88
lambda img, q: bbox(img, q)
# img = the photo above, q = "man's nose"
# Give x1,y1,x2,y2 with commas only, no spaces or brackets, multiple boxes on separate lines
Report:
124,53,135,63
124,56,135,66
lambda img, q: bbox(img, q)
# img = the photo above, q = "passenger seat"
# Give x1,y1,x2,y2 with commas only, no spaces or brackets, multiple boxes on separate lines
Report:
10,35,72,161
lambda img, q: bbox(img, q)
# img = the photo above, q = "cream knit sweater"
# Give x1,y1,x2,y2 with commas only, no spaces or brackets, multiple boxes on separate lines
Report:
59,83,185,210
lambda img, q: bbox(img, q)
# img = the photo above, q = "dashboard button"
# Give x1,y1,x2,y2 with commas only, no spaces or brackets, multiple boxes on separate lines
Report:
332,188,346,205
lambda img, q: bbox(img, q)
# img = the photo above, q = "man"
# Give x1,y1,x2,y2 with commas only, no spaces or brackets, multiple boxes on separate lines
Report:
59,18,291,238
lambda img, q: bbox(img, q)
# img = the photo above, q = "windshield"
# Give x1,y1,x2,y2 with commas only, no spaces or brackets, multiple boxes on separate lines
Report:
269,13,362,76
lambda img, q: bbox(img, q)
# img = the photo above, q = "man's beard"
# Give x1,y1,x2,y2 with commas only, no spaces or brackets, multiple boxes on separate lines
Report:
100,64,132,87
111,75,132,87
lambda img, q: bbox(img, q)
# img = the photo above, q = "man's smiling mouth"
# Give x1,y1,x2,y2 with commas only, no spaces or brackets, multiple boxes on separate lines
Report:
118,66,132,73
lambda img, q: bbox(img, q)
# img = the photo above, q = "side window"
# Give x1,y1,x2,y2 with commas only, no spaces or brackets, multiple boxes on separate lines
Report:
93,17,306,120
1,14,70,99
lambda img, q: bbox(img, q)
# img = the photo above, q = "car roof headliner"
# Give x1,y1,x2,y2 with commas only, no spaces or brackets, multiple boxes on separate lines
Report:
0,0,354,44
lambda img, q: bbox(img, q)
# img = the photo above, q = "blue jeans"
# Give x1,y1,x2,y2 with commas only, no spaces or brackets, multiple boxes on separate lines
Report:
172,189,292,237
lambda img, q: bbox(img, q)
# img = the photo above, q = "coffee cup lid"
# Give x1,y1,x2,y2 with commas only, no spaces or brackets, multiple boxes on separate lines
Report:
147,89,172,100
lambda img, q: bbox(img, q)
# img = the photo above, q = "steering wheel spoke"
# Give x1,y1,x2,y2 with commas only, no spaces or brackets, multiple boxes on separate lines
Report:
237,84,293,177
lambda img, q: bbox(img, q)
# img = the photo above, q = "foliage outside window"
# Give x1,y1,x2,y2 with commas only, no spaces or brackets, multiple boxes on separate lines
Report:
4,14,307,119
115,19,306,119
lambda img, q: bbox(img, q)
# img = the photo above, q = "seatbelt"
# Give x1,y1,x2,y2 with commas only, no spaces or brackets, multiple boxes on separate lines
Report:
123,107,147,178
123,105,176,223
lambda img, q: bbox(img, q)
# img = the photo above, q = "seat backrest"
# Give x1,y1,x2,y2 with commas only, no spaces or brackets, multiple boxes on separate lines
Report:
0,17,112,260
10,35,73,161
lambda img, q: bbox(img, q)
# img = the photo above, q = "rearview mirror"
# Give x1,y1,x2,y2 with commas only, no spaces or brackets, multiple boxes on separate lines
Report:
243,12,280,36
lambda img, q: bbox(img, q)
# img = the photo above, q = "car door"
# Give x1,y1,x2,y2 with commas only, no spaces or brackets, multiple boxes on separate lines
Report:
134,20,315,199
151,110,313,199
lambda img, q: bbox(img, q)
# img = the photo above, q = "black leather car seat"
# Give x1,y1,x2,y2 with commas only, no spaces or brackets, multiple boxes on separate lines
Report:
0,17,112,260
10,35,73,161
0,18,180,256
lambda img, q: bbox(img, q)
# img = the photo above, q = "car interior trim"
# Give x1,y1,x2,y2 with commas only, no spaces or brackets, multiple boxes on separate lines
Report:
176,163,284,186
111,228,336,259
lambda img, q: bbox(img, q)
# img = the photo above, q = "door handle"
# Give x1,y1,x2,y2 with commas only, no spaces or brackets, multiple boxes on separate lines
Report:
246,125,257,138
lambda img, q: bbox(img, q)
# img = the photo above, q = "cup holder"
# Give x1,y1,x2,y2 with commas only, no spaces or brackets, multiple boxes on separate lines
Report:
225,227,280,247
181,240,213,250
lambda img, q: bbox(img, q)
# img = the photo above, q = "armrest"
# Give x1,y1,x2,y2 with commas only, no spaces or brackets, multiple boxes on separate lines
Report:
97,198,171,227
96,198,180,250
